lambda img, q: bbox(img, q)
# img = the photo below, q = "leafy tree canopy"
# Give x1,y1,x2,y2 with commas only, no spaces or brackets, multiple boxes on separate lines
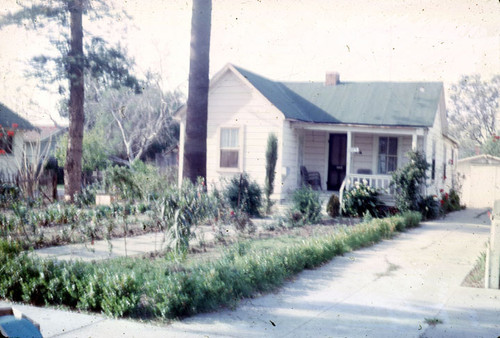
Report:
447,74,500,157
0,1,141,99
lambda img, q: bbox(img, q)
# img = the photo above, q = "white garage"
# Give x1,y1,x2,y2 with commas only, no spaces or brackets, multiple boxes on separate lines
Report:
457,155,500,209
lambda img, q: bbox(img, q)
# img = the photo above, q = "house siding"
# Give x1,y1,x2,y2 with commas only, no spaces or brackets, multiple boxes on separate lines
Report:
206,70,286,197
280,120,300,199
425,92,456,195
352,134,374,174
0,132,24,178
303,130,328,189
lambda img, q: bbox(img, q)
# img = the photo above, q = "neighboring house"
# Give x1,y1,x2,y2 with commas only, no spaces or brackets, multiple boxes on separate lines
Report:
0,102,37,179
458,155,500,208
23,125,68,165
175,64,458,203
155,144,179,168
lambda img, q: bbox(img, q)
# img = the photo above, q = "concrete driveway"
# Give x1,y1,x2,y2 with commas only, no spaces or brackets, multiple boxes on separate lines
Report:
2,208,498,337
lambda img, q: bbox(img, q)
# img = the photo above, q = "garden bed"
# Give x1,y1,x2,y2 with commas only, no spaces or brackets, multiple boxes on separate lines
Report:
0,211,421,321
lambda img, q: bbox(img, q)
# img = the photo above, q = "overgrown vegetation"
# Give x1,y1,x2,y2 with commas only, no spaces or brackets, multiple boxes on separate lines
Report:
439,189,462,213
342,181,380,217
0,212,421,319
391,151,429,212
224,173,262,217
288,186,322,226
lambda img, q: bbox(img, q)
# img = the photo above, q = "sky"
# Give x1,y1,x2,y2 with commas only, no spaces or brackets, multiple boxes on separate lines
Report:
0,0,499,125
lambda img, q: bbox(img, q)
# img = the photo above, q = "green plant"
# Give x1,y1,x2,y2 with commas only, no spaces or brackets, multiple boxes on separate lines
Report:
224,173,262,217
342,181,380,217
104,165,142,200
462,251,486,288
264,133,278,214
391,151,429,212
0,212,421,320
418,195,441,220
56,131,110,173
439,189,462,213
130,160,170,201
152,178,214,253
326,194,340,218
288,186,322,225
0,183,21,208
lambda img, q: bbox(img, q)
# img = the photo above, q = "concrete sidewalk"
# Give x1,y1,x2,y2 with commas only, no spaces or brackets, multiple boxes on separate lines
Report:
35,232,167,261
2,208,499,337
35,225,224,261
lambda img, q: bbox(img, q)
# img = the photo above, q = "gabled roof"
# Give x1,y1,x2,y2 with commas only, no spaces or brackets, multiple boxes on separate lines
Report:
176,63,444,128
233,65,443,127
458,154,500,165
0,102,36,131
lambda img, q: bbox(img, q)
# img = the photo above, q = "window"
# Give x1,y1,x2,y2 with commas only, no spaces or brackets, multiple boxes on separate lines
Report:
378,137,398,174
431,140,436,180
0,134,13,154
220,128,239,168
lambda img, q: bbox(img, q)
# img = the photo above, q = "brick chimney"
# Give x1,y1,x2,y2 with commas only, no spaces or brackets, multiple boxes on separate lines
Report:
325,72,340,86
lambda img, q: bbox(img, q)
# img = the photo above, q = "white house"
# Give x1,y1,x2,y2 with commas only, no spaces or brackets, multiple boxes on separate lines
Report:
176,64,458,203
0,102,37,180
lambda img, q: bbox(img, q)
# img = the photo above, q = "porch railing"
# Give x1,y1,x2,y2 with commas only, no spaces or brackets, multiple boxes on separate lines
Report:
339,174,395,211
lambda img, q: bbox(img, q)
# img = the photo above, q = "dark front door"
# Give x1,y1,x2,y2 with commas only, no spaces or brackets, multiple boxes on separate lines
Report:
327,134,347,190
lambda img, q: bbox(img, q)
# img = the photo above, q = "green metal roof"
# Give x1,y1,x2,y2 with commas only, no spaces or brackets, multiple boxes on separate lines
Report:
234,65,442,127
0,102,36,131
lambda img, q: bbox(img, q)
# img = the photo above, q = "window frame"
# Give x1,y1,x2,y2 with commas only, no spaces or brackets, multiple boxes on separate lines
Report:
218,126,243,172
377,136,398,174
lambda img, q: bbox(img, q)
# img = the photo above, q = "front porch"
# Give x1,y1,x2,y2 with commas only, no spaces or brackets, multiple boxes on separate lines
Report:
293,122,426,207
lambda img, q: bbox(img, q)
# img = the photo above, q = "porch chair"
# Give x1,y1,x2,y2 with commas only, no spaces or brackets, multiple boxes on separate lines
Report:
300,166,322,191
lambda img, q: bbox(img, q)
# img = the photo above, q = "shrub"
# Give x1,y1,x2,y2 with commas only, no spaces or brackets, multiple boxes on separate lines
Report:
326,194,340,218
224,173,262,217
418,195,441,220
105,165,142,200
288,186,322,225
391,151,429,212
264,133,278,214
342,181,380,217
440,189,462,213
0,183,20,208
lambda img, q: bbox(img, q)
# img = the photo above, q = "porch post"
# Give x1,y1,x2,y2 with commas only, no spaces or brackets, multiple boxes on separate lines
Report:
412,133,418,151
346,131,352,176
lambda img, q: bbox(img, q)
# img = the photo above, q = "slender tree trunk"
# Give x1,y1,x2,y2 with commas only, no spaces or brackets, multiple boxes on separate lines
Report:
183,0,212,183
64,0,84,201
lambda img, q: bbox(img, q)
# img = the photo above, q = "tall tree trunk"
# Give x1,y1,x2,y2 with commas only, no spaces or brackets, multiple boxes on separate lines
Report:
183,0,212,183
64,0,84,201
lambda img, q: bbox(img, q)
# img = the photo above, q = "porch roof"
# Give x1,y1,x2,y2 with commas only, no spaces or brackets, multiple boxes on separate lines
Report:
234,65,442,128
